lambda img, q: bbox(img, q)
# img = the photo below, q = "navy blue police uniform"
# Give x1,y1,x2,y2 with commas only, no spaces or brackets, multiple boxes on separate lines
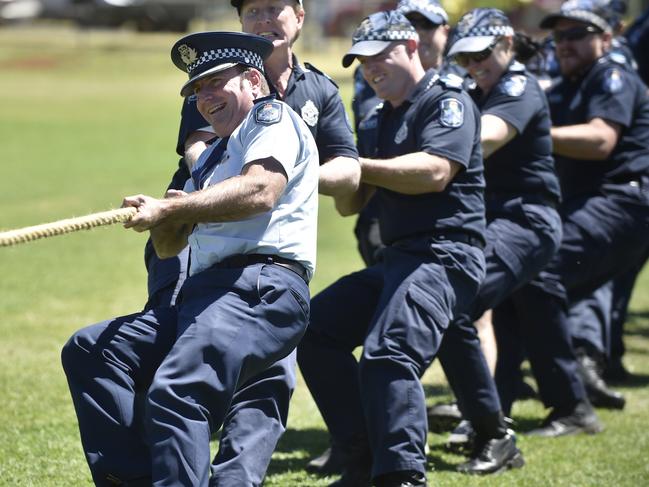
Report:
299,65,486,480
437,60,563,424
506,48,649,417
352,61,474,267
61,32,319,487
625,6,649,85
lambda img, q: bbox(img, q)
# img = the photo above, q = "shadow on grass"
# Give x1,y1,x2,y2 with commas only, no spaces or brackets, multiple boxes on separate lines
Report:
267,427,330,476
615,371,649,389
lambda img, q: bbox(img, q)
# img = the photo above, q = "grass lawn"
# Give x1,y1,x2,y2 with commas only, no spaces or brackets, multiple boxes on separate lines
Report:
1,25,648,486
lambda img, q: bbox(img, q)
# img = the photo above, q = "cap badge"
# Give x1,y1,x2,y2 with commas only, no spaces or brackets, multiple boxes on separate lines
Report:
178,44,198,67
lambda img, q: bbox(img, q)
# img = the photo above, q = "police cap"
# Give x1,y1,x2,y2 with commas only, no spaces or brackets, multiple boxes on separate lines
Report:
447,8,514,57
397,0,448,26
171,31,273,97
539,0,611,32
342,10,418,68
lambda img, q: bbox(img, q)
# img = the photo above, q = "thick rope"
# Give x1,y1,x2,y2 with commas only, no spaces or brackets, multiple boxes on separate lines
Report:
0,207,137,247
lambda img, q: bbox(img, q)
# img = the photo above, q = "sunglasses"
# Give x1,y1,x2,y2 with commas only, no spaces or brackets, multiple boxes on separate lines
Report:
454,40,499,68
553,25,601,43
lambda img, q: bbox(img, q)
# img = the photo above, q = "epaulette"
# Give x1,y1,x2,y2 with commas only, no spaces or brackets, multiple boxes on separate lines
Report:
304,62,339,88
437,73,464,91
607,51,628,66
509,61,526,72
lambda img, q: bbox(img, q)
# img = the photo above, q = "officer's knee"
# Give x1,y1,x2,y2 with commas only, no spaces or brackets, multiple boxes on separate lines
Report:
60,326,100,378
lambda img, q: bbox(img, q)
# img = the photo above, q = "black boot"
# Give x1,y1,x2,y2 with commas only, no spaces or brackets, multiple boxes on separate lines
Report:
527,400,603,437
426,401,462,433
457,433,524,475
576,348,626,410
374,470,427,487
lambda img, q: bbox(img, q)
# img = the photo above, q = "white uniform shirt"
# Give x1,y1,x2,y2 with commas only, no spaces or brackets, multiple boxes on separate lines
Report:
183,98,319,279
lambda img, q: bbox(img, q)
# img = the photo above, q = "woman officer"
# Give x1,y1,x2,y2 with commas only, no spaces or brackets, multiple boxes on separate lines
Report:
433,8,572,474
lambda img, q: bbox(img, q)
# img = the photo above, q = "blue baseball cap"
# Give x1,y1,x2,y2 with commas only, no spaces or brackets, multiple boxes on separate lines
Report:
342,10,418,68
447,8,514,57
397,0,448,26
539,0,611,32
171,31,273,97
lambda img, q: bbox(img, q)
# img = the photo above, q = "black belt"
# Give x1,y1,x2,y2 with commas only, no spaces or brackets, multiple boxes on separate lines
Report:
216,253,309,284
391,231,485,250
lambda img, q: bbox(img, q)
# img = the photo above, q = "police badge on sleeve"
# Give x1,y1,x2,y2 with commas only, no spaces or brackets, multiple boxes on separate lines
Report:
440,98,464,128
603,68,624,94
255,100,283,125
502,75,527,96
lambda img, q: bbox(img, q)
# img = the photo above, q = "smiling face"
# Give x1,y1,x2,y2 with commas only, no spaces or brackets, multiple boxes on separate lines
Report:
239,0,304,51
553,18,610,79
193,66,257,138
359,40,418,107
460,36,513,94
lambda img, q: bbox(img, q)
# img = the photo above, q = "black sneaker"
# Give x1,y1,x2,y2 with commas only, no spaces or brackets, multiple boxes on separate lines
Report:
457,433,524,475
527,401,604,437
306,444,348,475
427,401,462,433
374,470,427,487
577,351,626,410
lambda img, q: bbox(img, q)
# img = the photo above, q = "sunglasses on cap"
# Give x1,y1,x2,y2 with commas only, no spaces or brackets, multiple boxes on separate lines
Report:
453,39,499,68
553,25,601,43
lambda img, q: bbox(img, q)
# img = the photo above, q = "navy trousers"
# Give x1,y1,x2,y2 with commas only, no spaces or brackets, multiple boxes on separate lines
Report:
62,263,308,487
298,238,484,478
438,199,562,427
495,184,649,413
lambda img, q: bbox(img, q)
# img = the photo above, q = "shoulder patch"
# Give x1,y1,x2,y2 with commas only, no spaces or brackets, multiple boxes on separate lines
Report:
603,68,624,94
394,121,408,144
438,73,464,91
502,74,527,97
439,98,464,128
255,100,283,125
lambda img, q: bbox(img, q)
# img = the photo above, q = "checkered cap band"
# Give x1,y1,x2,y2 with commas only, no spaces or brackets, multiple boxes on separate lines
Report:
187,48,265,76
560,9,610,31
459,24,514,39
352,11,418,45
397,0,449,23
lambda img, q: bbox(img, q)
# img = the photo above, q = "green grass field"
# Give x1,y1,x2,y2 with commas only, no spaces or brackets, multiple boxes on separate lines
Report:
1,25,649,486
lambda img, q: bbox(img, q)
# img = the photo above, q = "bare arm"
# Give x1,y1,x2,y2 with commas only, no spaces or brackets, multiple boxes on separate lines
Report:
333,183,376,217
481,114,517,159
123,157,288,258
184,130,215,170
551,117,621,160
318,156,361,197
359,152,461,195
